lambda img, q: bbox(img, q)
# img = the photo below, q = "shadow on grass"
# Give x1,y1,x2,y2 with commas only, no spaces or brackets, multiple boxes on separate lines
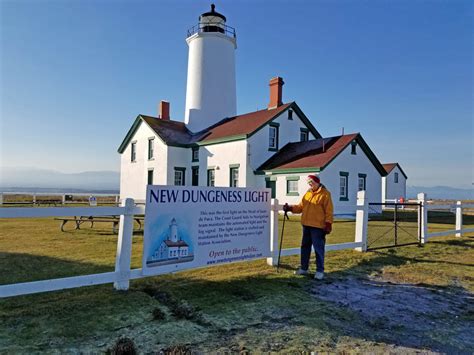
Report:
0,252,113,285
369,210,474,225
1,238,473,353
128,243,473,353
366,249,474,268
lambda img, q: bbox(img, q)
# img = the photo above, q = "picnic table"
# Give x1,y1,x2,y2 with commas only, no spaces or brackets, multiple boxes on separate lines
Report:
54,215,145,233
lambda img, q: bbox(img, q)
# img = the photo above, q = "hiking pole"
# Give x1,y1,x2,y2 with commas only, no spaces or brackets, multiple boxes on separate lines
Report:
276,209,290,273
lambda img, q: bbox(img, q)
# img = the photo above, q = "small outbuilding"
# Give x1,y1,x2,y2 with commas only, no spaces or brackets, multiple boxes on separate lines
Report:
382,163,407,203
257,133,387,216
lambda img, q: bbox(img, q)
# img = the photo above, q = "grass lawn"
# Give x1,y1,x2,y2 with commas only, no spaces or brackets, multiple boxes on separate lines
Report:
0,210,473,353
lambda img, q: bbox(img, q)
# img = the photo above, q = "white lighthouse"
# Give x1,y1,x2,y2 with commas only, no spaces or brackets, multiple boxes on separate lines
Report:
184,4,237,132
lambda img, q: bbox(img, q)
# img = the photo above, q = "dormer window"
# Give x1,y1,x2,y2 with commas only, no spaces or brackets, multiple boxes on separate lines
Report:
131,142,137,162
351,142,357,155
148,138,154,160
300,128,309,142
394,172,399,183
269,123,279,151
192,147,199,162
358,173,366,191
288,109,293,120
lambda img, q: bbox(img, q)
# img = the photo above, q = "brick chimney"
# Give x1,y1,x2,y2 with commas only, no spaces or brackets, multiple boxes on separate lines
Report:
268,77,284,109
159,100,170,120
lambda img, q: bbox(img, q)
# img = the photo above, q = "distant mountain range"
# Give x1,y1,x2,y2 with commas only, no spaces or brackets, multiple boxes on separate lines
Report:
0,167,120,191
407,186,473,200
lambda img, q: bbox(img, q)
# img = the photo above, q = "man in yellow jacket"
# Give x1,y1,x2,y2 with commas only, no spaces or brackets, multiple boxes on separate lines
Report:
284,174,334,280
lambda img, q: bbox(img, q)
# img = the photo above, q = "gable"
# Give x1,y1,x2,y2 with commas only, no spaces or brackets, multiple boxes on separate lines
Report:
117,117,143,153
118,115,195,153
383,163,408,179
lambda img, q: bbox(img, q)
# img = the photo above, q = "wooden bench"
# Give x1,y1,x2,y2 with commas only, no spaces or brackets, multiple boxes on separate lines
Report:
36,199,62,206
54,216,144,233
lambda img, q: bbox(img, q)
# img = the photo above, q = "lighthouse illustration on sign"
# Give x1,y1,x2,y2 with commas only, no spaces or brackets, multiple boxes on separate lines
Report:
147,218,194,267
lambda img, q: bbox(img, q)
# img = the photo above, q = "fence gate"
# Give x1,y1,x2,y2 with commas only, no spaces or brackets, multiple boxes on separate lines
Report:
367,202,422,250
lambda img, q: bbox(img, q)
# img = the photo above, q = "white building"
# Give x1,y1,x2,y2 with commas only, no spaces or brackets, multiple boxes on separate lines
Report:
118,5,404,214
382,163,407,202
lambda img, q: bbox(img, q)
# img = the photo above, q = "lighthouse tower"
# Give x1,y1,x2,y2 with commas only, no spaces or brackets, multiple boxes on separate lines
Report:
184,4,237,132
169,218,178,242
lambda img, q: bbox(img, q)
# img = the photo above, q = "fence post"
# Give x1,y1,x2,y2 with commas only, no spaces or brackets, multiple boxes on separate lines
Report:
62,194,66,205
355,190,368,252
417,193,428,244
114,198,135,291
33,194,36,205
455,201,463,237
267,198,279,266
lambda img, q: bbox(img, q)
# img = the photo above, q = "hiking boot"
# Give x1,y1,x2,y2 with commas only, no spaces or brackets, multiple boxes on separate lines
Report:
314,272,324,280
294,268,309,276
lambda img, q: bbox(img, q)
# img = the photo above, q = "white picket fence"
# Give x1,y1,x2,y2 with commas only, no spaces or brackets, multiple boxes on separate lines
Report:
417,193,474,240
0,191,472,298
0,192,119,206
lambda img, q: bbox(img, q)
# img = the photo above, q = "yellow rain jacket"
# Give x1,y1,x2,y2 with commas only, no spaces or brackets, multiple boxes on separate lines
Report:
292,185,334,229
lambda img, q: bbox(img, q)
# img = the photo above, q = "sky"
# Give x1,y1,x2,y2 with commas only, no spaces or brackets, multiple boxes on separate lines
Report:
1,0,472,188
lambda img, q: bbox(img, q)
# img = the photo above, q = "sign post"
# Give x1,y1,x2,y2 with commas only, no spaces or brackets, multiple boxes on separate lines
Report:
89,196,97,207
142,186,271,276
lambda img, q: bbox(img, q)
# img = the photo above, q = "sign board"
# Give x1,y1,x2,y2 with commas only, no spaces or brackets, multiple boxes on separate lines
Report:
142,185,271,276
89,196,97,206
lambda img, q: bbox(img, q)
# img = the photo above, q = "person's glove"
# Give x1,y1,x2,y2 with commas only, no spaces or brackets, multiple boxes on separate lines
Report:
283,203,291,212
324,222,332,234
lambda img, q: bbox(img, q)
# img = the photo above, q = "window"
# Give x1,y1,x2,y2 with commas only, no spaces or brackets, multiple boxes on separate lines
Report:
147,170,153,185
265,178,276,198
174,168,186,186
192,166,199,186
286,176,300,196
394,172,399,183
288,109,293,120
148,138,154,160
207,169,215,187
131,142,137,162
358,173,366,191
230,166,239,187
339,172,349,201
351,142,357,155
268,123,279,151
192,147,199,162
300,128,309,142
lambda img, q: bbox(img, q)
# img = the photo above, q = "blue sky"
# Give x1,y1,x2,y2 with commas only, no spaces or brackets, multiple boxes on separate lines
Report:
1,0,472,188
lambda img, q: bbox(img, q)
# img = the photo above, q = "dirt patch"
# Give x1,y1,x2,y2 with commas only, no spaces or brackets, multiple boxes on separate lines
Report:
311,276,474,353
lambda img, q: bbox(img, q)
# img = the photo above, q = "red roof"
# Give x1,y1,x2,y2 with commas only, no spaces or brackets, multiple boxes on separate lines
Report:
383,163,397,174
118,102,322,152
258,134,358,171
382,163,407,179
199,103,292,142
258,133,387,176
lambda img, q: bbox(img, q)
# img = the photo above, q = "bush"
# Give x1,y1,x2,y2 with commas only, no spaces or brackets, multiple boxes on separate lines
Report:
108,337,137,355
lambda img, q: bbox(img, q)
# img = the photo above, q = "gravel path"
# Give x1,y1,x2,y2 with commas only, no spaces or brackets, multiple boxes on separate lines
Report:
311,276,474,353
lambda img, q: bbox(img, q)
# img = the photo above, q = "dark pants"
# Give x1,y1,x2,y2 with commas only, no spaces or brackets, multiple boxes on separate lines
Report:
301,226,326,272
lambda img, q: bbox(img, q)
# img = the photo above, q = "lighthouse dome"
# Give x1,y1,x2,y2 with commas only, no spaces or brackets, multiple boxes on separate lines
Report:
199,4,226,34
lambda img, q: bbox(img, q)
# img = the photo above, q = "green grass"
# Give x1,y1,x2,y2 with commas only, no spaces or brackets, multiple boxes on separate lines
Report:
0,211,473,353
